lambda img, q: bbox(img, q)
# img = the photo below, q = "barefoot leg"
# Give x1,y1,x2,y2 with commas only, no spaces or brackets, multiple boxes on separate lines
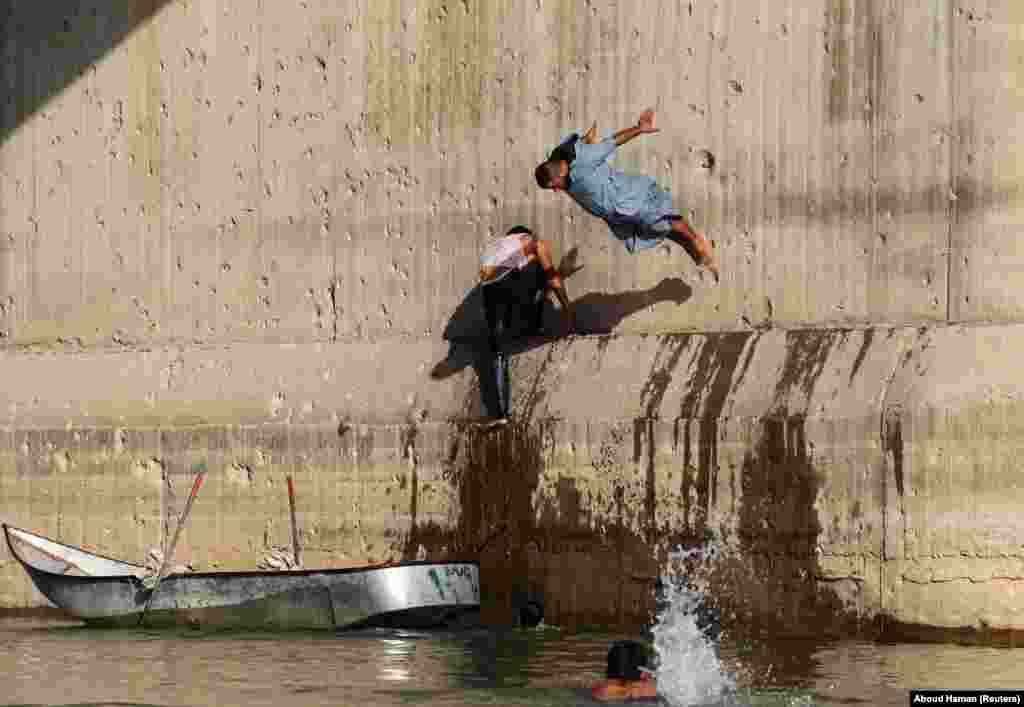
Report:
665,217,720,280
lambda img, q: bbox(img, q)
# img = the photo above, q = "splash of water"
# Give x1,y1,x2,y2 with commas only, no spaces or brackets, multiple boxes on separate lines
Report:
651,542,735,707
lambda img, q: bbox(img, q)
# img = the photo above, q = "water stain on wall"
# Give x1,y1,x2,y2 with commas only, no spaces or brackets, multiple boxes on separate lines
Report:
775,330,845,407
848,327,876,382
642,331,870,637
883,406,904,498
408,421,545,623
364,0,494,146
363,0,577,146
638,336,692,419
127,8,163,168
826,0,882,124
125,0,167,321
728,414,854,637
409,343,561,623
664,334,758,543
723,331,868,634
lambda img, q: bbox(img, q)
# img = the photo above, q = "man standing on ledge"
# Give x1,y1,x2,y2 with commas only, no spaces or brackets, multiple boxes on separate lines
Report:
535,109,720,282
478,225,572,427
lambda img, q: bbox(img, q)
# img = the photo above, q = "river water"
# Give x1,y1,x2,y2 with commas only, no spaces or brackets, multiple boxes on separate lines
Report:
2,617,1022,707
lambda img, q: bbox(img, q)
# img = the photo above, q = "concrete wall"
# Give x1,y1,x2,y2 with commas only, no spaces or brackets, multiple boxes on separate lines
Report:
1,326,1022,634
0,0,1022,635
3,0,1023,345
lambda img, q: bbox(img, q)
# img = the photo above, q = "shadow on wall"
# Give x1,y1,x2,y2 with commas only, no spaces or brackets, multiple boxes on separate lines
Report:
430,269,693,384
0,1,172,144
430,247,585,347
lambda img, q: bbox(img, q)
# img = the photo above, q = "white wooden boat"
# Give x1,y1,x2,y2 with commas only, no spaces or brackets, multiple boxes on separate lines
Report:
4,524,480,630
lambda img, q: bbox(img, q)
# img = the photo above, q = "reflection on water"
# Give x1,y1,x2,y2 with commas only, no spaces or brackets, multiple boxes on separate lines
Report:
1,618,1023,707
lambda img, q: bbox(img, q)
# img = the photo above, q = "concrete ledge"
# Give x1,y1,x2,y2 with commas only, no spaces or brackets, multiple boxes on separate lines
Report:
0,325,907,428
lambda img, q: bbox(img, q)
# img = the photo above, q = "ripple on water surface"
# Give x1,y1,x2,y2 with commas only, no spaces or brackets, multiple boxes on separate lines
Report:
1,618,1022,707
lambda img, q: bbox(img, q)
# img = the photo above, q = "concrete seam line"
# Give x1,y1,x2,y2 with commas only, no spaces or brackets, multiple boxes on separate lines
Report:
945,0,958,323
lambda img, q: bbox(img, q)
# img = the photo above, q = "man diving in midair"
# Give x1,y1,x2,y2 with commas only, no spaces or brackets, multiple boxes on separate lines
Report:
535,109,720,282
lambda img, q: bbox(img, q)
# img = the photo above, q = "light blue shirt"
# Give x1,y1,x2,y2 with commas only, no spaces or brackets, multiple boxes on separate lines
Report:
564,135,661,228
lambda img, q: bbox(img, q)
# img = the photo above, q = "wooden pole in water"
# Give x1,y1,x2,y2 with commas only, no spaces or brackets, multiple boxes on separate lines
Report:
287,475,301,567
138,463,207,627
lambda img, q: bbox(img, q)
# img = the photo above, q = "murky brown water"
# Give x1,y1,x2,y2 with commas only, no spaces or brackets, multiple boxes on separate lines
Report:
1,618,1022,706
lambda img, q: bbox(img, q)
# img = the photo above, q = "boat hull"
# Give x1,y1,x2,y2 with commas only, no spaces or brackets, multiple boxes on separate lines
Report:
5,525,479,630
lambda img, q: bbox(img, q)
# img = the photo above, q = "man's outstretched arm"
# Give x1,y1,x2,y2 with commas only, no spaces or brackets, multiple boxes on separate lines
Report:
612,108,659,146
531,239,574,332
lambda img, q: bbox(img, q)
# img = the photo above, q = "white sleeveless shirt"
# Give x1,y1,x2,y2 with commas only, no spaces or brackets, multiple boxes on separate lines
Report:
480,234,530,283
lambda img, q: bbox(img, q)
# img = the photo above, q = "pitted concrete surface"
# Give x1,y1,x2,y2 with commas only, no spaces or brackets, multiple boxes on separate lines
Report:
3,0,1023,344
0,1,1022,635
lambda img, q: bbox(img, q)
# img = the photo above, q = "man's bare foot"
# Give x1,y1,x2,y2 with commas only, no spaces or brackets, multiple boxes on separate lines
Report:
706,259,721,284
666,219,719,281
482,417,509,431
689,233,720,283
691,232,713,261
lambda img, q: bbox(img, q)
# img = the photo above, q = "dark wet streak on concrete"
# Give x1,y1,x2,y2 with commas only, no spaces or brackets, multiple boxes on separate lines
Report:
849,328,876,383
883,407,905,499
775,330,845,411
638,336,692,418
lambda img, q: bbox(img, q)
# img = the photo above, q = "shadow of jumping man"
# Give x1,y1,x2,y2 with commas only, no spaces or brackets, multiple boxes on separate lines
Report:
570,277,692,335
430,244,692,422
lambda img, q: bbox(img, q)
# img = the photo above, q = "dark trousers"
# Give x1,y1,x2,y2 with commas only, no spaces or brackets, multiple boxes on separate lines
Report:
480,262,546,419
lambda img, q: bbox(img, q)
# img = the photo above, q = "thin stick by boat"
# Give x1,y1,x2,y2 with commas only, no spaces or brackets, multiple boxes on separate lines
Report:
287,475,301,568
138,463,207,627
